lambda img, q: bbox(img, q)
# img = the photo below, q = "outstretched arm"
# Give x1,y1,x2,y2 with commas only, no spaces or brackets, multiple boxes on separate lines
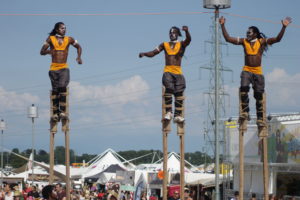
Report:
139,43,163,58
266,17,292,45
182,26,191,47
40,37,52,55
219,16,243,45
70,37,83,64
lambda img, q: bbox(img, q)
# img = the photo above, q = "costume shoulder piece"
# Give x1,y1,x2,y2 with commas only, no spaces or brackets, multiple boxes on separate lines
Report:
243,38,261,55
163,42,181,55
50,36,70,50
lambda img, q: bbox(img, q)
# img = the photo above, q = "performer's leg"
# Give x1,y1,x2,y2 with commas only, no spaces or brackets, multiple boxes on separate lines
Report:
49,71,60,122
51,91,60,121
163,88,173,120
254,92,265,126
253,74,265,127
239,71,251,120
174,92,185,123
162,73,175,120
173,74,186,123
58,69,70,120
239,86,250,120
58,87,68,119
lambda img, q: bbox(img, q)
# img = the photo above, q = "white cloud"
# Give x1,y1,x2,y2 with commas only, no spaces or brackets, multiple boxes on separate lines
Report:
223,68,300,116
266,68,300,108
0,86,40,113
68,75,159,130
69,75,150,106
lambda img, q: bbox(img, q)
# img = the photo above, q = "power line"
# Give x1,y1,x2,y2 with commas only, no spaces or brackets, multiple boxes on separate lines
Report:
0,11,212,16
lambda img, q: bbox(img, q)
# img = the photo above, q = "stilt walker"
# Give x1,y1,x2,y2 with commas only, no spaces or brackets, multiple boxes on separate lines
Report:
220,16,291,200
139,26,191,200
41,22,82,200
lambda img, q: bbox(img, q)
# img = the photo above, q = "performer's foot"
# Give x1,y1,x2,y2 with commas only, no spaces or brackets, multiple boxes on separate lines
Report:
164,112,172,121
256,118,266,127
60,112,69,120
51,114,59,122
173,116,185,123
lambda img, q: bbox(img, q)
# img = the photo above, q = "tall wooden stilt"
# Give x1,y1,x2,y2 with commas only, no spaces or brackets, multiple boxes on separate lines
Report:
49,88,71,200
62,88,70,200
179,134,185,200
258,93,269,200
238,120,246,200
177,95,185,200
49,132,55,184
162,87,171,200
238,91,247,200
49,91,57,184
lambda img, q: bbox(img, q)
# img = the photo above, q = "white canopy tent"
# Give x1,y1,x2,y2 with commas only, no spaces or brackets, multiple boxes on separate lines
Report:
82,148,135,179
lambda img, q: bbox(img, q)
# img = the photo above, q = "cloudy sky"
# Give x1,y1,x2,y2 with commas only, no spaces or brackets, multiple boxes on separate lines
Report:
0,0,299,155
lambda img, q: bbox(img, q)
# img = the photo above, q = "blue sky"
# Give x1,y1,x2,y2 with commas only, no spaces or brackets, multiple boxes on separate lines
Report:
0,0,299,155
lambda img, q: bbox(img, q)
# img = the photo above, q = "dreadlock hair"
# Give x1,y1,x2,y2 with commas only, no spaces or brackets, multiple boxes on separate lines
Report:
49,22,65,36
249,26,268,52
170,26,182,37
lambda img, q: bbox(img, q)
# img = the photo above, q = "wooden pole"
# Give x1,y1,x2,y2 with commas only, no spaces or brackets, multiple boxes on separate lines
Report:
49,90,57,184
262,137,269,200
49,132,55,184
62,88,70,200
162,87,171,200
65,129,70,200
258,93,269,200
238,91,247,200
238,124,245,200
177,94,185,200
162,131,168,200
179,134,185,200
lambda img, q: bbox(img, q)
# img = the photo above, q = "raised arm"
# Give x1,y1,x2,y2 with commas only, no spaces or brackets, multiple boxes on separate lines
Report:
70,37,83,64
139,43,163,58
219,16,243,45
266,17,292,45
182,26,191,47
40,37,52,55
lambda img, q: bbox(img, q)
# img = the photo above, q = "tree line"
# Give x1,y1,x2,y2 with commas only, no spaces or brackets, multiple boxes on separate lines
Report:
4,147,212,169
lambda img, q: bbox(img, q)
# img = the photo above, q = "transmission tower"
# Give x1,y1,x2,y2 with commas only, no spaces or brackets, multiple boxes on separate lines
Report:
201,17,232,157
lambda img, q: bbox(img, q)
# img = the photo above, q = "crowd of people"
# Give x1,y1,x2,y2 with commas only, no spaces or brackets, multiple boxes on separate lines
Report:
0,182,134,200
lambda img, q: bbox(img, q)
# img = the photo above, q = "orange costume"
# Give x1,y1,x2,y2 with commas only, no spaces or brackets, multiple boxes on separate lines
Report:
49,36,69,71
242,38,263,75
163,42,183,75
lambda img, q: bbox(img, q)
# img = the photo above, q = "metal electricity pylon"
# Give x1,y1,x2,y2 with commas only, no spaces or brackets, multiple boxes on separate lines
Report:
202,1,232,198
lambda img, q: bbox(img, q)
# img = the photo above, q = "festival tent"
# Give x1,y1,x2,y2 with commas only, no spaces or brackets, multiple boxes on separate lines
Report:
82,148,135,179
135,152,195,173
84,164,127,184
185,173,221,187
7,151,67,181
155,152,194,173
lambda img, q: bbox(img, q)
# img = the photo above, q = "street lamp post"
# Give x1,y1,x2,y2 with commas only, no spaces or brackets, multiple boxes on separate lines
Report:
203,1,231,199
0,119,6,187
27,104,38,184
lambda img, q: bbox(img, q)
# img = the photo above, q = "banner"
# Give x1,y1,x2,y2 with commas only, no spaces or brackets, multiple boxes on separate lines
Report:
225,117,300,164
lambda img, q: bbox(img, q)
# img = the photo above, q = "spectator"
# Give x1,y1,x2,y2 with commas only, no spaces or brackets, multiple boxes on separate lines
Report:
55,183,66,200
42,185,57,200
27,186,40,200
